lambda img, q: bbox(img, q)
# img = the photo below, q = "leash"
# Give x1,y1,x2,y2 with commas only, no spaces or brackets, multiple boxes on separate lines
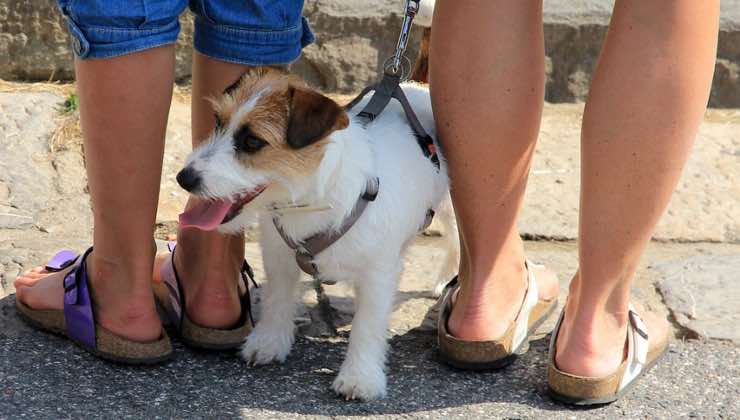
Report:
344,0,440,170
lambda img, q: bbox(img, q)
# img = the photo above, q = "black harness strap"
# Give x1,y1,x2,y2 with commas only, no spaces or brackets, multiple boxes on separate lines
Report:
345,72,440,169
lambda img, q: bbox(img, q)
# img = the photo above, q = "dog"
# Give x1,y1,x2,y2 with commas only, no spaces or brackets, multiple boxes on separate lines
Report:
175,67,454,400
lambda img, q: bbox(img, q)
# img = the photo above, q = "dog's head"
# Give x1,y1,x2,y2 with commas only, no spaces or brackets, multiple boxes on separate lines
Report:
177,68,349,232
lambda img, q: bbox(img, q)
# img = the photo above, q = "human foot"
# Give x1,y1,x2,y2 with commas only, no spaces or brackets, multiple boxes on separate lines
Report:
554,298,669,378
153,229,244,330
447,260,560,341
14,251,163,343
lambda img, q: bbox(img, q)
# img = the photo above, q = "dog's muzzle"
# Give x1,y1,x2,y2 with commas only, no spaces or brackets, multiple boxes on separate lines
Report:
177,166,201,192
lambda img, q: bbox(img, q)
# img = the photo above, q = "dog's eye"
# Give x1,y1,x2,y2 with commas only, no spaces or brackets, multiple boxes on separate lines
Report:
234,126,268,154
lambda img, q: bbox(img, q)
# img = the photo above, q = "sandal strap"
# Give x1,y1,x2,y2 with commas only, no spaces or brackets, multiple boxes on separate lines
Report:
62,247,97,349
159,249,184,329
548,302,651,393
240,260,258,327
548,308,565,361
619,305,649,391
159,243,257,329
45,250,78,272
511,259,540,352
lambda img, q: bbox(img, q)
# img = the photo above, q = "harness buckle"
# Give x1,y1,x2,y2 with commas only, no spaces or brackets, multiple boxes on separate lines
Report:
295,251,318,277
357,111,376,121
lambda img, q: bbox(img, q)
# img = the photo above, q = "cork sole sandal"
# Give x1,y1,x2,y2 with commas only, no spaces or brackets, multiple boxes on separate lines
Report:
547,304,669,406
154,242,256,351
437,260,558,370
16,248,172,365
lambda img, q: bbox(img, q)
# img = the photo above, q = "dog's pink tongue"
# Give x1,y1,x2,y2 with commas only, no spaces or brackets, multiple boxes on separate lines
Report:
179,199,232,231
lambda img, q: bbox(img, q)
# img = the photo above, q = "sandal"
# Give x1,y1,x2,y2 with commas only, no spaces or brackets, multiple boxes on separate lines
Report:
153,242,256,350
437,260,558,370
547,304,668,405
15,248,173,365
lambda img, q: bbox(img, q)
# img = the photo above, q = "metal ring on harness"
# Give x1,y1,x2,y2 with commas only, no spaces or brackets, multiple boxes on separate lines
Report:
383,55,412,81
389,0,421,76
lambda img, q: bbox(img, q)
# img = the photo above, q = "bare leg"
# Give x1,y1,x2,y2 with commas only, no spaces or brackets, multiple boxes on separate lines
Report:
158,52,254,328
15,46,175,341
430,0,558,341
557,0,719,377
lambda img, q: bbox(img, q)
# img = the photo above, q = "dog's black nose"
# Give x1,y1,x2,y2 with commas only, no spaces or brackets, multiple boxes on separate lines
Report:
176,166,201,192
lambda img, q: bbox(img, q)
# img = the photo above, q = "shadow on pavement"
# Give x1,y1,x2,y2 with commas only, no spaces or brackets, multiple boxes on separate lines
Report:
3,293,729,418
0,293,582,417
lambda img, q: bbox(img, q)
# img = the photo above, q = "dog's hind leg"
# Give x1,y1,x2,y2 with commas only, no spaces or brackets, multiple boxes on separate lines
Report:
433,194,460,297
332,264,400,400
241,222,302,365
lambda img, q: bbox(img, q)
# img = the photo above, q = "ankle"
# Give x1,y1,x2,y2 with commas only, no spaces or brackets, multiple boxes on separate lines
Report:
87,251,154,297
176,230,244,270
555,301,629,377
84,252,161,341
449,261,528,340
169,231,243,329
463,228,526,287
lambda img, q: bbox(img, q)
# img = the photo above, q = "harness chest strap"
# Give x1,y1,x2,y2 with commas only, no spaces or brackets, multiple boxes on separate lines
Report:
272,177,380,278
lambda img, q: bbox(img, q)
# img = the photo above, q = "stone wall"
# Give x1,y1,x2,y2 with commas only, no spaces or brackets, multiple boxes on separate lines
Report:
1,0,739,107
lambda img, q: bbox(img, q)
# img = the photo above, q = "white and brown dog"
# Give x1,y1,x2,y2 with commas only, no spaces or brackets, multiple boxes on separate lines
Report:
175,66,452,400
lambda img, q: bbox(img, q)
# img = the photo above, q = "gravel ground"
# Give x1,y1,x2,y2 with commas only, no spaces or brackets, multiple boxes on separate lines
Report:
0,301,737,419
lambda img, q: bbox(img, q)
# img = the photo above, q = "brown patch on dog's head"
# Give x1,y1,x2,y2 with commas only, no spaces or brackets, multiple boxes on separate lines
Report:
208,68,349,180
286,87,349,149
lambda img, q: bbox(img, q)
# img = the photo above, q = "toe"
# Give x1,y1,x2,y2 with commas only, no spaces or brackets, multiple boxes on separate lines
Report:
13,269,66,311
14,272,46,287
14,275,37,288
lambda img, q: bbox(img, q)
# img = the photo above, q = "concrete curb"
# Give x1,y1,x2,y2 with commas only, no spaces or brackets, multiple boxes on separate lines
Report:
0,0,738,107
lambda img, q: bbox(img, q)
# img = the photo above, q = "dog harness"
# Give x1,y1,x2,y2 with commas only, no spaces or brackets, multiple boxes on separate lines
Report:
343,0,439,170
272,177,379,282
272,0,437,282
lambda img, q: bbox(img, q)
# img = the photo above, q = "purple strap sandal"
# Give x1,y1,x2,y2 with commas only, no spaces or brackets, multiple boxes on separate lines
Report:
154,242,257,350
16,247,172,365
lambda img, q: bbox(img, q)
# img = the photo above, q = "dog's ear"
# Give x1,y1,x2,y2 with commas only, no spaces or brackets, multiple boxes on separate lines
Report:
223,73,246,96
286,87,349,149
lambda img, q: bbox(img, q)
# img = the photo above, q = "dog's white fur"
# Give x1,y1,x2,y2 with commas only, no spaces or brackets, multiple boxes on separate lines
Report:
184,82,454,400
413,0,435,28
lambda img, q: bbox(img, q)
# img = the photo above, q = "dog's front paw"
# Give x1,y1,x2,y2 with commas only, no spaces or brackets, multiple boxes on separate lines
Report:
332,363,387,401
240,324,294,366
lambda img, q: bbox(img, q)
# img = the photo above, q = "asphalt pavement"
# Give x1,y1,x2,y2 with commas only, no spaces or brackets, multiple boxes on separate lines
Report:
0,294,737,419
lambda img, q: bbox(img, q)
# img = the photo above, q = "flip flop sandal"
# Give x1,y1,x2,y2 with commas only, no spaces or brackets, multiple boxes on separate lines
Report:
547,303,669,406
15,247,173,365
153,242,257,350
437,260,558,370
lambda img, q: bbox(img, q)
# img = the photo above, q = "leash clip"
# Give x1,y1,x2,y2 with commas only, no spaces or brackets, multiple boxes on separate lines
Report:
385,0,421,78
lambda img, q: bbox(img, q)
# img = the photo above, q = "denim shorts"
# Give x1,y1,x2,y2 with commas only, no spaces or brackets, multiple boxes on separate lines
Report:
56,0,315,65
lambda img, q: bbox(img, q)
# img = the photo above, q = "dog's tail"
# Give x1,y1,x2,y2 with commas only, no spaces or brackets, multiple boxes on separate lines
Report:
410,0,435,84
